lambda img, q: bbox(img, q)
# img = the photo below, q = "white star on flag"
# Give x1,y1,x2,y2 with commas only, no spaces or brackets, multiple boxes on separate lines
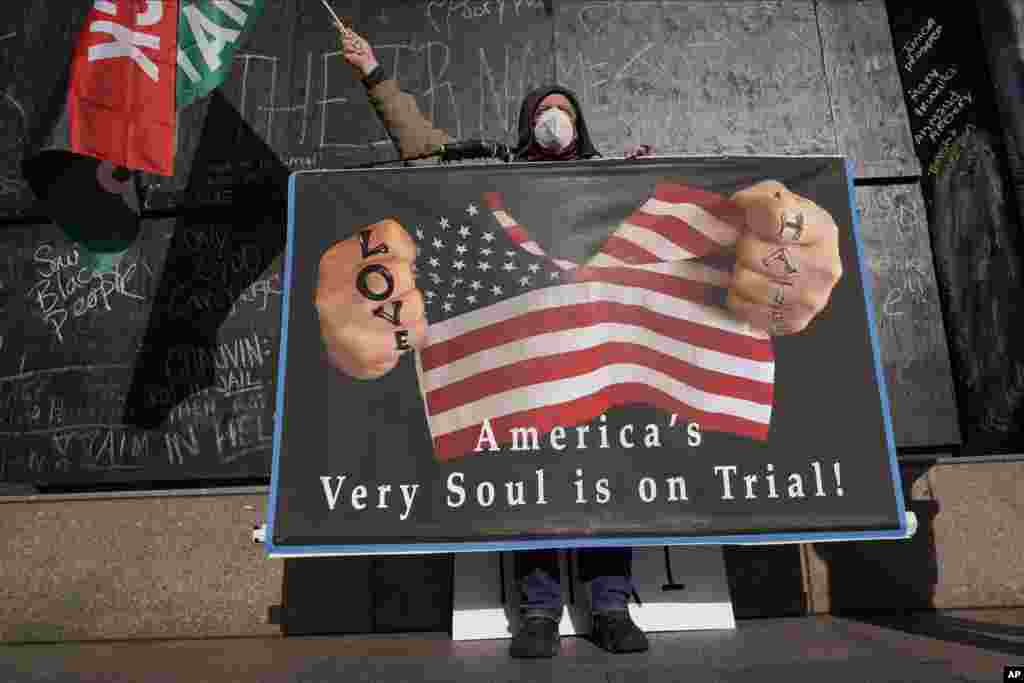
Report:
440,217,450,229
477,261,491,271
482,232,495,242
429,257,440,267
528,263,540,273
459,226,471,238
466,204,479,216
456,244,468,255
432,238,444,249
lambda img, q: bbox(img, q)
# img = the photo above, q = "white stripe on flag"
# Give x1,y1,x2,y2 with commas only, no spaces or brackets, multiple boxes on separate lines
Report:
632,260,732,287
424,281,769,346
422,322,775,388
494,209,585,270
588,252,628,267
492,209,516,228
426,363,774,436
607,222,699,261
641,198,741,246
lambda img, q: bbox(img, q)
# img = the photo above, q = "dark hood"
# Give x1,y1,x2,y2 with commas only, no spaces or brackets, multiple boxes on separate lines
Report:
513,84,601,161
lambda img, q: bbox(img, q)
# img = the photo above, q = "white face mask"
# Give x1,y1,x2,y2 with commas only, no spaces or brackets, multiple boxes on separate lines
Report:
533,108,575,151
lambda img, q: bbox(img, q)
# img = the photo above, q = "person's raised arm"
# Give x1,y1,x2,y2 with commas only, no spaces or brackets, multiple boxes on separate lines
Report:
340,28,452,160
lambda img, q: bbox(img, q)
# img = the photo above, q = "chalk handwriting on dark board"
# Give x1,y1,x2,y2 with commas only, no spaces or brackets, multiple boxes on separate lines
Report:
900,17,941,73
25,245,146,344
0,30,28,202
0,366,277,475
426,0,547,39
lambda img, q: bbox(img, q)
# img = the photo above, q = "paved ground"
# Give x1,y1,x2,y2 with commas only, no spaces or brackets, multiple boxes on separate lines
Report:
0,611,1020,682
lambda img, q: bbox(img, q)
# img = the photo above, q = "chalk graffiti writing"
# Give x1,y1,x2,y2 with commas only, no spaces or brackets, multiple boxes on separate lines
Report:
905,20,942,73
213,411,272,461
28,245,145,343
1,32,29,199
912,90,972,146
910,67,958,118
901,18,941,73
3,427,149,473
426,0,546,39
165,424,199,465
165,333,270,379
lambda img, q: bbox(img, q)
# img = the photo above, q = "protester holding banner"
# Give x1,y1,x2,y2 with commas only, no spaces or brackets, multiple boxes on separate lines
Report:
321,27,843,658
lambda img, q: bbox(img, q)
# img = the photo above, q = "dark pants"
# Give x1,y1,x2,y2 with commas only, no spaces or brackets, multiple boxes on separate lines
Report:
515,547,633,614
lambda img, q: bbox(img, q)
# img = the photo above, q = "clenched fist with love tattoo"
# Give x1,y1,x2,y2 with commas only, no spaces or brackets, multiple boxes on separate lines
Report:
315,219,427,380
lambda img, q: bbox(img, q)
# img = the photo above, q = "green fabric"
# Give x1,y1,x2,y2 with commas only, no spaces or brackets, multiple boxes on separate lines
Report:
76,245,129,273
176,0,266,107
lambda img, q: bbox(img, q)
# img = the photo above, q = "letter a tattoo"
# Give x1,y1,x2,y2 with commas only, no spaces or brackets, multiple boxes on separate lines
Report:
359,230,389,259
374,300,403,326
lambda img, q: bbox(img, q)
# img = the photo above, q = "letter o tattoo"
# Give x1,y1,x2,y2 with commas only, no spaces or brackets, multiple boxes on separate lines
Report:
356,263,395,302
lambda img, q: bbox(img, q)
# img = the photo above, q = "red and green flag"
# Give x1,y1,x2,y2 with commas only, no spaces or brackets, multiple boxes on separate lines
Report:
22,0,265,266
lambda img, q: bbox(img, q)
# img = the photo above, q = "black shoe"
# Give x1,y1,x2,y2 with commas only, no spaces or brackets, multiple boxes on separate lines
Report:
590,610,649,653
510,615,560,658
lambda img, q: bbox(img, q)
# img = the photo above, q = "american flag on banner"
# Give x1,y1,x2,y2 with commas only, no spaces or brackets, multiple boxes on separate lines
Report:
413,181,776,463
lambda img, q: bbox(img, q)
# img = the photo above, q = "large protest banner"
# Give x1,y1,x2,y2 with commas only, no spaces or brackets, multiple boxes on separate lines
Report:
267,157,907,556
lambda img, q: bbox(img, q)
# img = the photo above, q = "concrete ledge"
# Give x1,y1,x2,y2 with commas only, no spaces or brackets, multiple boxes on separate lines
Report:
802,461,1024,613
0,493,281,643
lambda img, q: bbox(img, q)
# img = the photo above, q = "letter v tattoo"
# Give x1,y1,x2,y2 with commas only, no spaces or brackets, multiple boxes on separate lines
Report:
374,300,403,326
359,229,389,258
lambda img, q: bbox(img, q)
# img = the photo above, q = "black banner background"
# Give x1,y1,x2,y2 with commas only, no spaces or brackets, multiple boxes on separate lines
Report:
271,156,904,551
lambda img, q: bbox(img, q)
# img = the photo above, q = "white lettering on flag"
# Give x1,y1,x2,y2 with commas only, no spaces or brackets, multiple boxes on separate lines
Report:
212,0,249,26
184,4,241,72
135,1,164,26
177,49,203,84
88,20,162,82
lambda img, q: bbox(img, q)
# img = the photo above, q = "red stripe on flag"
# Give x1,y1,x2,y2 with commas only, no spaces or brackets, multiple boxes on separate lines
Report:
504,224,531,245
623,210,722,258
420,298,774,372
654,183,746,224
569,265,718,299
431,383,770,462
483,192,504,210
425,341,774,415
595,235,663,264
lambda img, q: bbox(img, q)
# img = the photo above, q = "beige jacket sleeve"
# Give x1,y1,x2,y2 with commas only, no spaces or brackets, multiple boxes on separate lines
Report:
366,79,453,159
